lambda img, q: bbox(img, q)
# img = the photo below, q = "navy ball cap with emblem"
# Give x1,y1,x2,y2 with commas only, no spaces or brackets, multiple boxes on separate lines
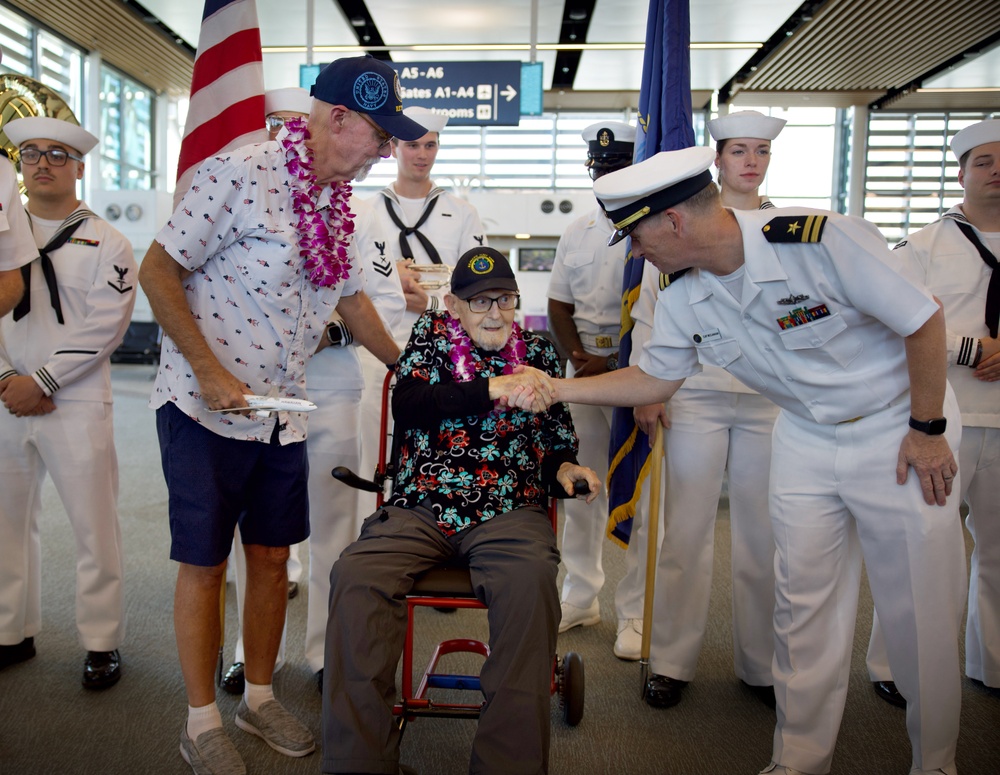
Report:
310,55,425,141
451,247,519,300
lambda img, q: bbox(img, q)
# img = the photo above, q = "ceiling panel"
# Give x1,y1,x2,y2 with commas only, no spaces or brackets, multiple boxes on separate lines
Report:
8,0,999,111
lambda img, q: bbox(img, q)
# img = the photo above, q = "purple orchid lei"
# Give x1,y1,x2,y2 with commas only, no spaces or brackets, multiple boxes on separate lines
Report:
446,314,527,383
280,116,355,289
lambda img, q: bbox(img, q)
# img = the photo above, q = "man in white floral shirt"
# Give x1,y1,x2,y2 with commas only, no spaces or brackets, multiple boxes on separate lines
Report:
139,55,424,775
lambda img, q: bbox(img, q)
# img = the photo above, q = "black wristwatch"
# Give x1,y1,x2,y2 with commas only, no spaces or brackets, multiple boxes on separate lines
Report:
605,353,618,372
908,416,947,435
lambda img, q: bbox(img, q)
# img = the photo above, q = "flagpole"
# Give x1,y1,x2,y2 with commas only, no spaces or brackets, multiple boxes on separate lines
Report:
639,421,664,697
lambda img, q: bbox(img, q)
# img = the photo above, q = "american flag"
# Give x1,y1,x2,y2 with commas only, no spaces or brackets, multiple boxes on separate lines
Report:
175,0,268,205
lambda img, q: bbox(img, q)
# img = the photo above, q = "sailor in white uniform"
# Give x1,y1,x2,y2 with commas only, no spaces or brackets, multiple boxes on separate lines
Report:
636,111,785,708
868,118,1000,701
0,117,136,688
0,156,37,317
548,147,966,775
547,121,649,660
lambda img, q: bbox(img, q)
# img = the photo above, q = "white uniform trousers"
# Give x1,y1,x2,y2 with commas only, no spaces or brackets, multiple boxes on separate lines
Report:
769,394,966,775
558,400,648,621
648,389,777,685
0,401,125,651
303,387,363,673
867,424,1000,688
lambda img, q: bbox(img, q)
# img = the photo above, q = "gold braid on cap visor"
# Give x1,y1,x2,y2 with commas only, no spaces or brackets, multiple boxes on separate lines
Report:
603,169,715,231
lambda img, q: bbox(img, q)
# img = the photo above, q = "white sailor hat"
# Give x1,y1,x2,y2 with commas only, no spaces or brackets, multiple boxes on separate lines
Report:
582,121,636,155
707,110,786,142
594,146,716,245
951,119,1000,162
403,106,448,135
5,116,98,156
264,87,312,116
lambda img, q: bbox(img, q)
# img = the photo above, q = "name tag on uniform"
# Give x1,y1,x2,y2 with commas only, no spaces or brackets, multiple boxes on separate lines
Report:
692,328,722,344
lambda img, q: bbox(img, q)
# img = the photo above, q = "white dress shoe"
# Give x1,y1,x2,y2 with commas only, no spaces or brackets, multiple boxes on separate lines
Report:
558,600,600,633
758,763,812,775
613,618,642,660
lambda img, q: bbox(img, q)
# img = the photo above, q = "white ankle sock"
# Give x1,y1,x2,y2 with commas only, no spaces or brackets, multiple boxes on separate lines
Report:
244,679,274,713
187,702,222,740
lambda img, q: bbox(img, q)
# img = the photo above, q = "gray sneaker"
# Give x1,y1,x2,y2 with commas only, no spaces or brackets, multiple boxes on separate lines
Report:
235,698,315,758
179,725,246,775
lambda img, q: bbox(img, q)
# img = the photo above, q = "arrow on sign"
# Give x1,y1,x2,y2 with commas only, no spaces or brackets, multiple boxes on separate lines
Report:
501,84,518,102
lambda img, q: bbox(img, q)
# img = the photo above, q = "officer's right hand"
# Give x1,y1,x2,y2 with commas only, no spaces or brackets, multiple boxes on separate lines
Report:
634,402,669,441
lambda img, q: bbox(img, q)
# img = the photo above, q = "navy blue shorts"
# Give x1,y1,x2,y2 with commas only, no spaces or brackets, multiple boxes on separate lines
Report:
156,401,310,567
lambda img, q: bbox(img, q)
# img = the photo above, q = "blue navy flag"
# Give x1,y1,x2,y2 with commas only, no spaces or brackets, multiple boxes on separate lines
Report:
606,0,694,547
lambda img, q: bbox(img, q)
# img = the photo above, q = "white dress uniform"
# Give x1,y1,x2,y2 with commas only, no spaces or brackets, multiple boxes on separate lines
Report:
632,212,779,687
0,206,136,652
301,196,404,673
547,207,647,622
639,207,966,775
868,208,1000,690
369,184,487,343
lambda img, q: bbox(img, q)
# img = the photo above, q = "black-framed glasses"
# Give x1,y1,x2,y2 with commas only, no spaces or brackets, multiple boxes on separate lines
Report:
466,293,519,313
355,111,393,151
19,148,83,166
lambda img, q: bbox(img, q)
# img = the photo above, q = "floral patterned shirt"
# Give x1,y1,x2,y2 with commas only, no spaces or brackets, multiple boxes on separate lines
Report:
391,310,579,536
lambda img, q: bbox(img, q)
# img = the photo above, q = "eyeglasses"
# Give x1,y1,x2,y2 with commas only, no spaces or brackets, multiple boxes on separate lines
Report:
355,111,393,152
19,148,83,167
265,115,286,133
466,293,519,313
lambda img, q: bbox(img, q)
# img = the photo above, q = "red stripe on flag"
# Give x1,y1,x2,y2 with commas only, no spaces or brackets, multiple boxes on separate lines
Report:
177,96,265,177
189,28,263,95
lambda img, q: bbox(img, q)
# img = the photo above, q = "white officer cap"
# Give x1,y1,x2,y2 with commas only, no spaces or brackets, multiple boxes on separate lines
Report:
264,87,312,116
403,106,448,135
951,119,1000,163
5,116,98,156
707,110,786,142
581,121,636,152
594,146,716,245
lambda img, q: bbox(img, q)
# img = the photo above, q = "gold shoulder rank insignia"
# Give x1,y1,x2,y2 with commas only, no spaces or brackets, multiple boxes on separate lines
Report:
762,215,828,244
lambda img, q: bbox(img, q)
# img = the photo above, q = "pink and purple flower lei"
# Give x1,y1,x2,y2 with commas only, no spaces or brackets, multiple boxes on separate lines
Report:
281,116,355,289
446,314,527,384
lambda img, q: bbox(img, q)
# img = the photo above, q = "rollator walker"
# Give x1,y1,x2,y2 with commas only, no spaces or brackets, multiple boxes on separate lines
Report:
333,370,586,733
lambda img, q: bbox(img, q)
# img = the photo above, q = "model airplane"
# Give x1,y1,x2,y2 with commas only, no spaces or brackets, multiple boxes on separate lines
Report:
207,395,317,418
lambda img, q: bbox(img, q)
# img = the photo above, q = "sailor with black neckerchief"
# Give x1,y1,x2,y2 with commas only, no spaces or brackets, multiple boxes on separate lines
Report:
0,116,135,690
369,105,487,343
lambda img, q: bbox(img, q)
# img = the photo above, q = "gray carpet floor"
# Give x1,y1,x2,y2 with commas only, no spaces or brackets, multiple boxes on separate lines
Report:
1,364,998,775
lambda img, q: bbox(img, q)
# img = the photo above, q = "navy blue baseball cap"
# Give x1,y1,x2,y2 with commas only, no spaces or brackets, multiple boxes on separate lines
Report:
310,55,425,141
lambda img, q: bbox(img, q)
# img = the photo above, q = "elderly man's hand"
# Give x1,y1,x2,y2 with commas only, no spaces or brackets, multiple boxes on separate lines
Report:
556,462,601,504
397,260,431,314
0,374,49,417
198,364,251,413
489,365,555,413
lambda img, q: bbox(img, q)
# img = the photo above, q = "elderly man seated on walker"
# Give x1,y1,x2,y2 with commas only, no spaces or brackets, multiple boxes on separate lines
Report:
321,247,600,775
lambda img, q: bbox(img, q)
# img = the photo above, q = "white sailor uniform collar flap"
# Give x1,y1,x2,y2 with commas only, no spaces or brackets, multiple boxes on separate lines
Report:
380,184,445,206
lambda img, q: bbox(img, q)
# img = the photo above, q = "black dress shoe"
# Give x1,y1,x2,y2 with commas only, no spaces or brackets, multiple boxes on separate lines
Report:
873,680,906,708
741,680,776,709
0,637,36,670
315,668,323,694
221,662,245,695
82,649,121,690
287,581,299,599
643,673,687,709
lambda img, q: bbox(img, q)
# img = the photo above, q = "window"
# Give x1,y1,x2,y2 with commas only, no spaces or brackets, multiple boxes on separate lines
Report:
862,111,999,244
0,6,83,115
99,66,154,190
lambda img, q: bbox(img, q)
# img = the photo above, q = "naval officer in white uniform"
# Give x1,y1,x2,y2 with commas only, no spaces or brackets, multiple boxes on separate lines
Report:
541,147,966,775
